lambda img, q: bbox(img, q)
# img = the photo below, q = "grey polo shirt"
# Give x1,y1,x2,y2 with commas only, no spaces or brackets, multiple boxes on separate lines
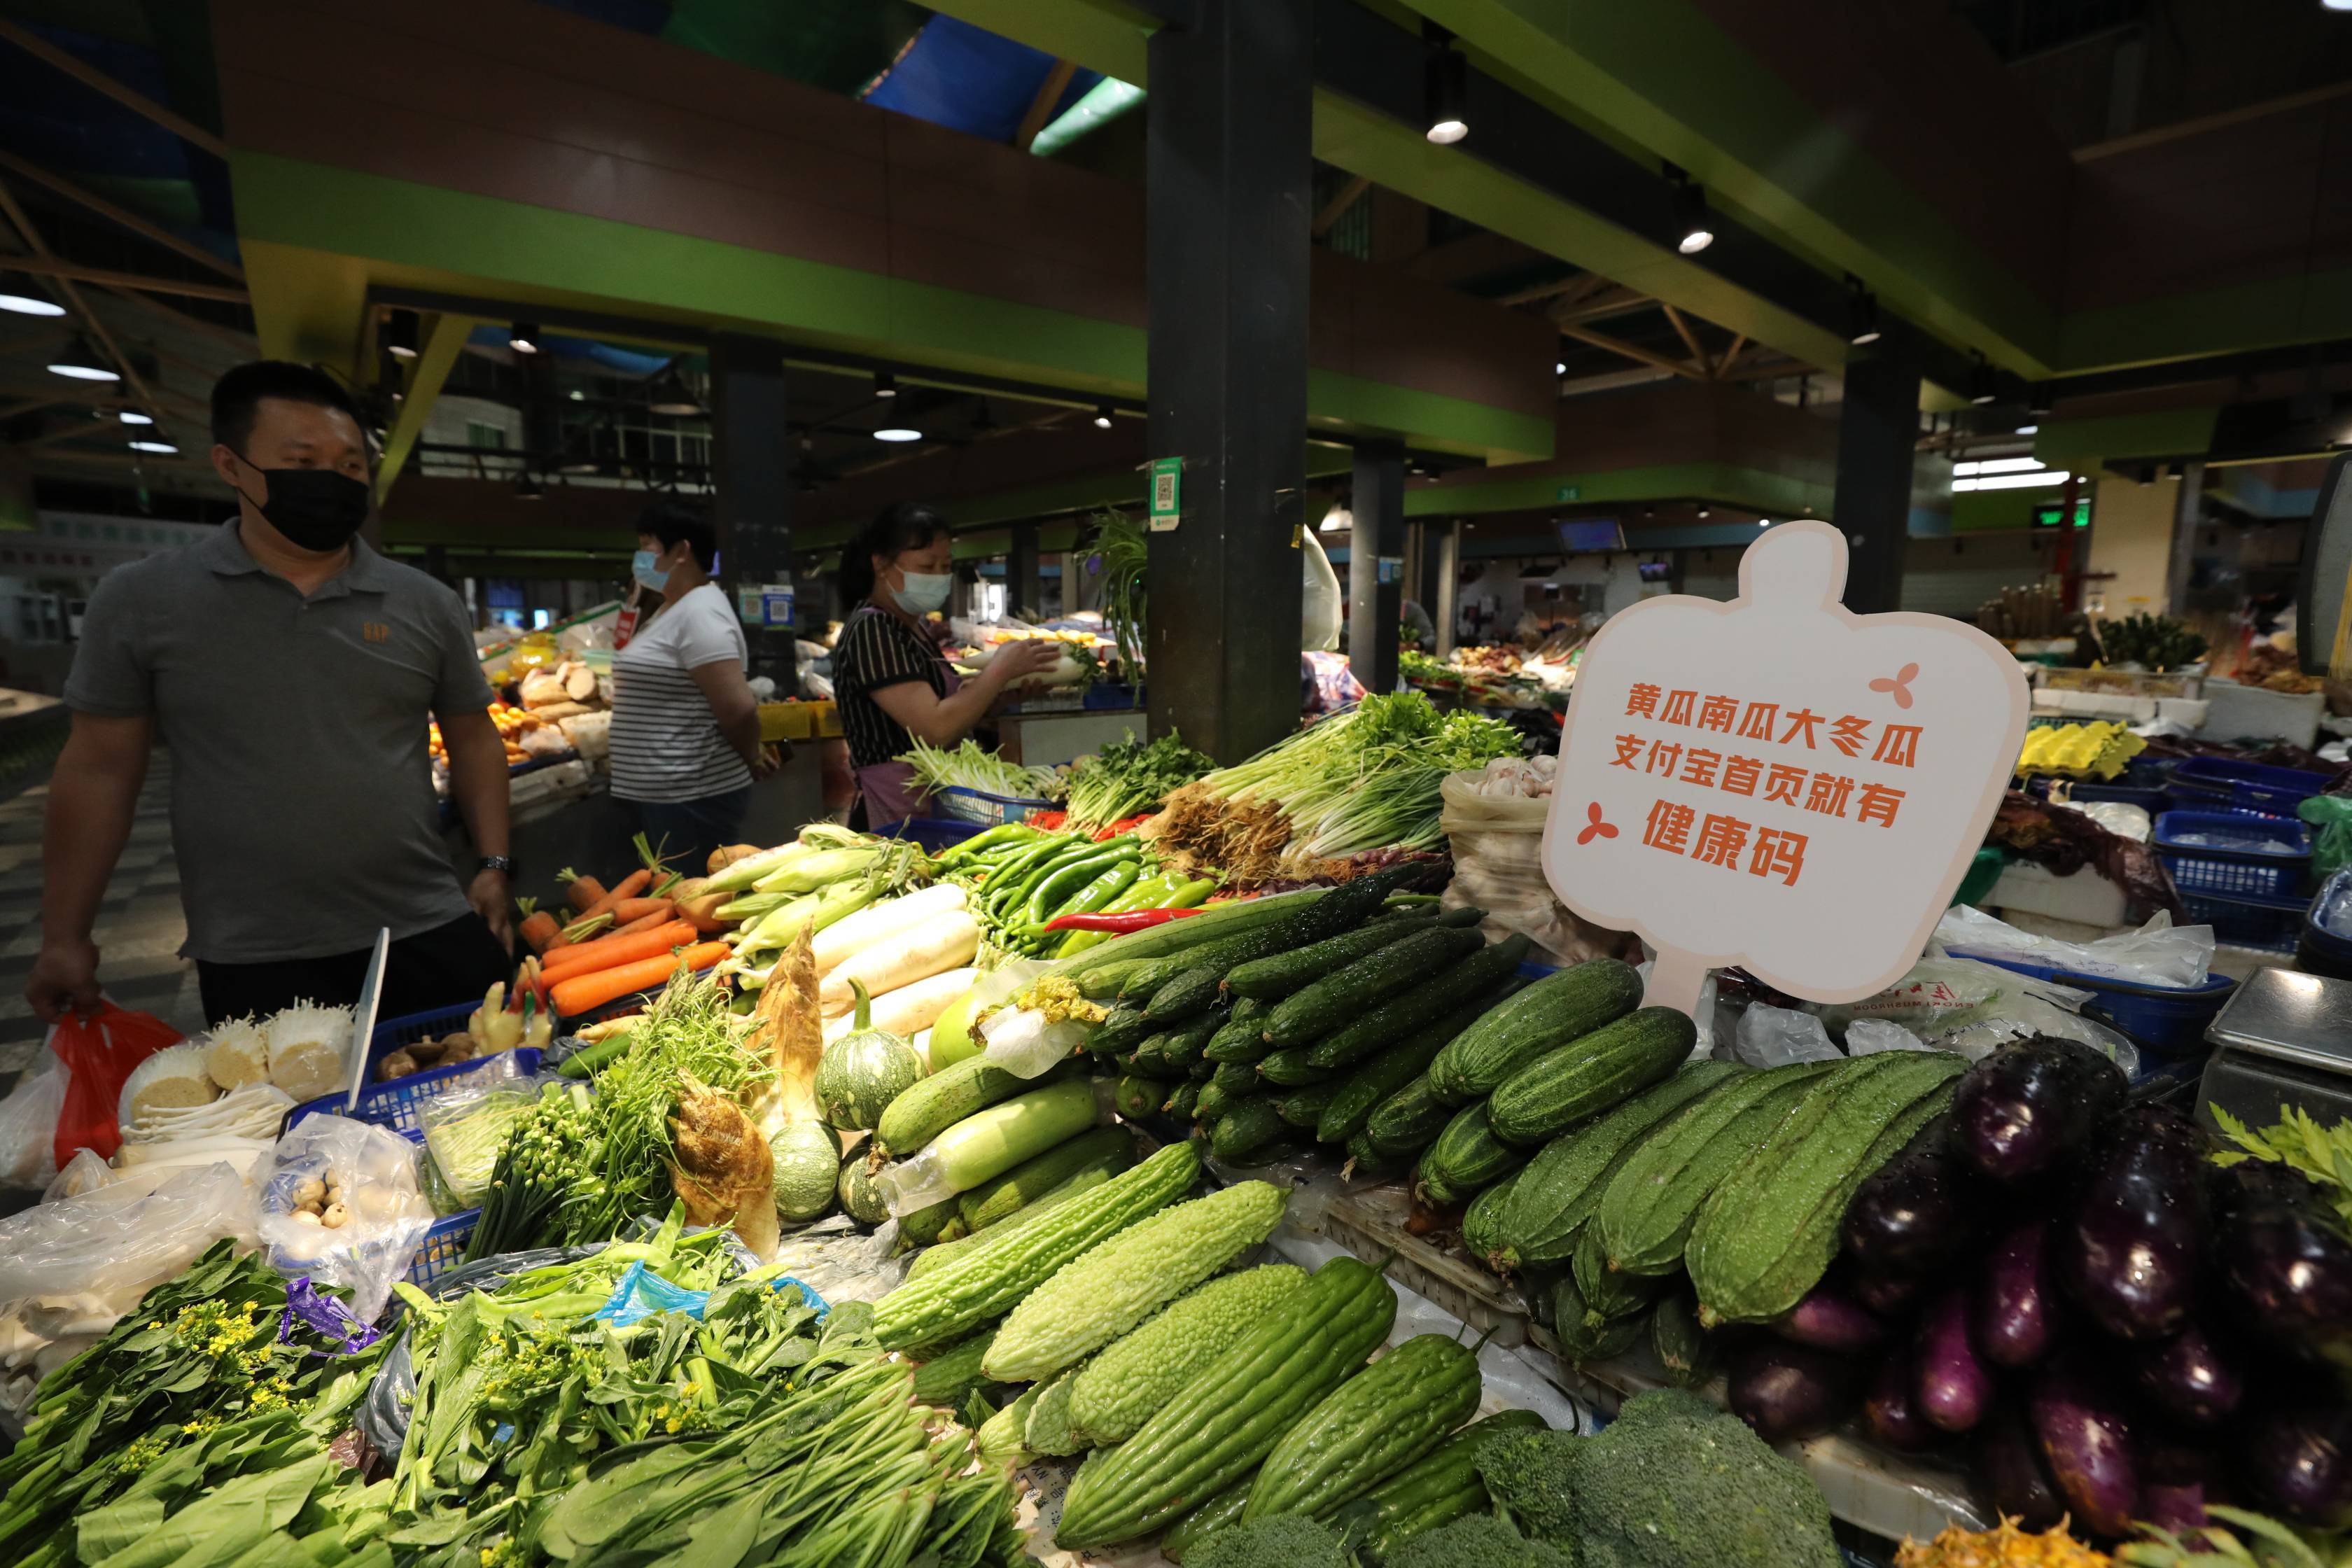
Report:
63,523,497,963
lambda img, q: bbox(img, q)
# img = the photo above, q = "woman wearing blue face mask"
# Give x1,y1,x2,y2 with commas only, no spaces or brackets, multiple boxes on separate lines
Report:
607,503,773,867
833,502,1059,826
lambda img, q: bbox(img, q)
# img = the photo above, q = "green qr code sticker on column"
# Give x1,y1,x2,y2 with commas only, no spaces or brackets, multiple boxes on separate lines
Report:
1147,456,1182,531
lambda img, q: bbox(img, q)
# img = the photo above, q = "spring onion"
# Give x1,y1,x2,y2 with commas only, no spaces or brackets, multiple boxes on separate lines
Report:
899,736,1059,802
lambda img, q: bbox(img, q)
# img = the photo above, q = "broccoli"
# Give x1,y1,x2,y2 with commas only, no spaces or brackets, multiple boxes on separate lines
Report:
1191,1514,1352,1568
1389,1513,1574,1568
1474,1390,1839,1568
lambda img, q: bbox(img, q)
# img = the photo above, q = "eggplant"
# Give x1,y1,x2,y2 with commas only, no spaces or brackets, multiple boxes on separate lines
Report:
1976,1217,2060,1369
1915,1283,1994,1434
1977,1406,2068,1530
1951,1035,2125,1183
1726,1336,1861,1446
1842,1113,1979,1273
2242,1406,2352,1530
2029,1366,2140,1540
2138,1443,2213,1535
1851,1264,1929,1318
2059,1107,2207,1342
1772,1277,1888,1354
2214,1163,2352,1362
1864,1350,1942,1451
2132,1322,2244,1429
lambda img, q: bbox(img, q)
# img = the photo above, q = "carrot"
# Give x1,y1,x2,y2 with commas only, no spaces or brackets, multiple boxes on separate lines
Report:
559,867,608,914
552,941,729,1017
575,867,653,926
604,907,674,939
538,919,700,982
610,897,674,925
559,911,615,944
517,897,561,955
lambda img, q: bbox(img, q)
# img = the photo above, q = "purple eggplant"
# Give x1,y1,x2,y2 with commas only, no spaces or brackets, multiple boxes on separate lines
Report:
1851,1264,1929,1318
2214,1164,2352,1362
1727,1337,1861,1446
1842,1113,1979,1272
1865,1350,1942,1451
2138,1444,2213,1535
1915,1283,1995,1434
1773,1277,1888,1354
1976,1406,2067,1530
2060,1107,2207,1342
1976,1218,2060,1368
2132,1322,2244,1429
2242,1406,2352,1530
1951,1036,2125,1183
2028,1366,2140,1539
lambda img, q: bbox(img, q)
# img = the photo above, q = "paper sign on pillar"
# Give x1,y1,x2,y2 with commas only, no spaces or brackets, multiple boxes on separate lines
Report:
1540,522,2030,1015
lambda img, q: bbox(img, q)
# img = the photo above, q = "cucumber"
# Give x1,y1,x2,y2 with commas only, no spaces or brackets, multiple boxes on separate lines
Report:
1461,1168,1520,1265
1210,1059,1258,1096
1194,1081,1236,1125
1273,1082,1340,1128
1413,1101,1528,1208
1160,1011,1224,1069
1202,998,1274,1063
1112,1075,1161,1121
958,1125,1138,1233
1090,1004,1155,1056
1484,1006,1698,1148
1121,927,1305,1000
1256,1046,1330,1087
1550,1273,1648,1364
1261,926,1485,1050
1427,958,1644,1105
1165,1082,1201,1121
1316,995,1502,1146
1130,1032,1179,1077
1222,914,1436,1002
1352,1410,1547,1565
1242,1334,1481,1523
1305,934,1532,1070
899,1195,966,1249
906,1169,1108,1280
1211,1098,1284,1162
1146,965,1224,1025
1364,1074,1452,1159
1345,1129,1404,1179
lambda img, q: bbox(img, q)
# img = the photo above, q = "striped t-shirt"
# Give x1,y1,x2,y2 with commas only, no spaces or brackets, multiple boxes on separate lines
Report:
609,582,754,803
834,605,947,769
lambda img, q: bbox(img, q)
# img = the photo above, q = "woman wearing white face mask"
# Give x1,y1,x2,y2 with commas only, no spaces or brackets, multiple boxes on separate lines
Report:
833,503,1059,826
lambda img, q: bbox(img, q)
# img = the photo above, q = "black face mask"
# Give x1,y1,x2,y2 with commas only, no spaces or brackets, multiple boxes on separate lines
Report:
233,459,371,552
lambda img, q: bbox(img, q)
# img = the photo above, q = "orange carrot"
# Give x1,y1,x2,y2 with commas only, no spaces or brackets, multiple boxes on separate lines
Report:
610,897,674,925
552,941,728,1016
517,901,561,955
603,908,673,939
575,867,653,925
538,919,699,981
559,867,608,914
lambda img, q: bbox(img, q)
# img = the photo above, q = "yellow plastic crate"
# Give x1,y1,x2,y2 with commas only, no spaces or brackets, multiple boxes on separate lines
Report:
760,702,811,742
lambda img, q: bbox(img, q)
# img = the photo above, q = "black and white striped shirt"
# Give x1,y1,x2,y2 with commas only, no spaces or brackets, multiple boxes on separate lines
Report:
609,583,754,802
834,605,948,769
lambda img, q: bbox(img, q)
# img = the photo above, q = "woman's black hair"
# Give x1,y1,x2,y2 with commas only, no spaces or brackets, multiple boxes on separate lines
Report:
638,500,718,571
841,501,950,612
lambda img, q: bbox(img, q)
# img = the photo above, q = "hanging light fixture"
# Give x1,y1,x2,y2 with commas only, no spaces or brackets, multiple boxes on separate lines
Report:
46,337,118,382
874,370,898,400
0,278,65,316
1844,276,1881,346
127,439,178,454
647,364,703,417
1093,404,1114,430
1423,24,1469,144
118,410,154,426
1967,353,1997,406
515,472,546,500
1666,166,1714,255
508,321,540,355
382,311,419,361
874,427,922,442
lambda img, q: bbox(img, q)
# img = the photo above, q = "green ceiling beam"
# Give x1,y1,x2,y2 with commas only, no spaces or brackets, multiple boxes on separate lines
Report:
2034,407,2221,469
374,311,472,505
1405,459,1833,521
2057,264,2352,375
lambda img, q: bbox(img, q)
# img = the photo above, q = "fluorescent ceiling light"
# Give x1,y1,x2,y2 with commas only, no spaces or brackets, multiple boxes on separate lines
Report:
1954,470,2071,492
127,440,176,454
118,410,153,426
48,358,118,383
2015,424,2038,435
1953,456,2045,477
0,289,65,317
874,427,923,443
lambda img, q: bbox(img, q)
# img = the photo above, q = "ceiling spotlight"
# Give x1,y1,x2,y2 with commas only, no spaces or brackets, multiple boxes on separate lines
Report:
647,365,703,417
874,370,898,400
1667,167,1714,255
2015,423,2039,435
1319,503,1352,533
1554,360,1567,376
1696,506,1712,518
1424,24,1469,144
127,440,177,454
515,472,546,500
1756,517,1771,527
46,337,118,382
874,427,923,443
1093,404,1113,430
0,282,64,317
2027,384,2055,417
383,312,419,361
2327,0,2352,13
1844,276,1881,346
118,410,154,426
508,321,540,355
1966,354,1999,406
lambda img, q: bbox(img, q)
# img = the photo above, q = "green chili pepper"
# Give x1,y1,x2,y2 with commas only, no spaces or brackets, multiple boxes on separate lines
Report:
934,822,1035,866
1055,872,1178,957
1023,841,1138,927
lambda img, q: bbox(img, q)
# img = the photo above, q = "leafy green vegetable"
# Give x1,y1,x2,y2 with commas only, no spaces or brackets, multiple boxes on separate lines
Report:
2212,1104,2352,1230
899,736,1060,802
1062,729,1215,831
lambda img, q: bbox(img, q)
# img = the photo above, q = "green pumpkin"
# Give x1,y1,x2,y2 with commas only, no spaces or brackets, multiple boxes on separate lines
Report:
836,1154,892,1225
926,985,983,1070
770,1119,841,1223
816,980,927,1130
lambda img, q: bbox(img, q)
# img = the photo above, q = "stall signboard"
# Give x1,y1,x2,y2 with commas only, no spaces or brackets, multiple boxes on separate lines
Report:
1540,522,2029,1014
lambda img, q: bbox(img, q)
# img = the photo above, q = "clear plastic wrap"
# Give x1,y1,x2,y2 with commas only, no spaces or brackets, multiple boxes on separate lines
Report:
416,1070,549,1213
0,1158,254,1306
1443,771,1633,965
0,1057,66,1189
1732,1003,1842,1067
256,1116,435,1322
1932,905,2213,988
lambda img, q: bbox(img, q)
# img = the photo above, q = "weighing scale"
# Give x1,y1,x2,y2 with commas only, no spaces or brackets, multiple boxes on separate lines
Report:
2195,964,2352,1131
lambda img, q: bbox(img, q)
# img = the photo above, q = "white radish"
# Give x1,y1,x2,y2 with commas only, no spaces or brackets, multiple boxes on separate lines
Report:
824,967,979,1043
819,910,981,1016
811,884,968,978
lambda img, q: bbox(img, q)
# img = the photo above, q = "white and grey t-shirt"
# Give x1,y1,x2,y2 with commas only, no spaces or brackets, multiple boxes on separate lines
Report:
609,582,754,804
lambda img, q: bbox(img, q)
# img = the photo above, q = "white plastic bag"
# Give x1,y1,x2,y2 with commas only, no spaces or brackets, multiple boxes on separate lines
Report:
1301,531,1343,652
257,1116,434,1322
0,1158,255,1308
1844,1019,1933,1056
0,1057,66,1189
1933,905,2213,988
1731,1004,1841,1068
1441,771,1630,965
970,960,1080,1081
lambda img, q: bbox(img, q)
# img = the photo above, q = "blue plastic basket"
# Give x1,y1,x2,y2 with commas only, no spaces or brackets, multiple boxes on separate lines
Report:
284,1040,543,1140
2178,886,2311,953
407,1210,479,1286
1946,949,2236,1059
935,785,1055,827
875,816,984,854
2152,809,2312,899
2166,756,2330,819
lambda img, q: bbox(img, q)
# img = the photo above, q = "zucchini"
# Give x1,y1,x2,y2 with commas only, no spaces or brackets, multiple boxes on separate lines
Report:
1054,1256,1399,1549
1242,1334,1481,1522
1650,1286,1717,1388
1316,997,1497,1145
1067,1264,1308,1446
1363,1074,1452,1159
983,1181,1289,1380
1211,1098,1284,1162
958,1124,1137,1232
1687,1055,1964,1326
1203,998,1274,1063
906,1174,1103,1280
1160,1478,1253,1563
1461,1168,1521,1266
1592,1061,1832,1279
1352,1409,1547,1565
1427,958,1643,1105
876,1054,1063,1159
1161,1011,1224,1068
1574,1222,1667,1322
1222,914,1435,1001
1493,1061,1744,1274
1413,1101,1528,1208
1256,1046,1330,1087
1146,965,1224,1024
910,1327,999,1406
1484,1006,1697,1148
890,1077,1100,1205
874,1140,1199,1350
1261,926,1485,1050
1273,1082,1340,1128
1112,1075,1161,1121
899,1196,966,1249
1305,935,1532,1070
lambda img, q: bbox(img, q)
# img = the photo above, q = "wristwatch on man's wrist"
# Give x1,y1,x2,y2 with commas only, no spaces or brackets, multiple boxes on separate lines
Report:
477,855,517,877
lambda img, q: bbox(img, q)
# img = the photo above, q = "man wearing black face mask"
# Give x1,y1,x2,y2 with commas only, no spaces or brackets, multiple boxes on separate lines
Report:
27,360,517,1027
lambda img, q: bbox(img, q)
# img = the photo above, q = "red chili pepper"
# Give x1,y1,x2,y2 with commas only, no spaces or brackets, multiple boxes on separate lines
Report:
1041,907,1208,933
1091,813,1153,841
1026,809,1068,832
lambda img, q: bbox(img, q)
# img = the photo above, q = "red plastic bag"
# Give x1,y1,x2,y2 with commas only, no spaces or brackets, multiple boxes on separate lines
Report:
49,1003,183,1170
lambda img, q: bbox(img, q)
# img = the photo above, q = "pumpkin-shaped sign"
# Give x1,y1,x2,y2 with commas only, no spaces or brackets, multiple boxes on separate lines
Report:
1540,522,2029,1012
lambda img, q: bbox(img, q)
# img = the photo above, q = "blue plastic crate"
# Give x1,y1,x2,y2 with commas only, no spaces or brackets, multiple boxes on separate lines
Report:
2178,886,2310,953
407,1210,479,1287
875,816,984,854
935,785,1055,827
1946,949,2236,1059
2153,809,2312,899
285,1042,542,1140
2166,756,2330,819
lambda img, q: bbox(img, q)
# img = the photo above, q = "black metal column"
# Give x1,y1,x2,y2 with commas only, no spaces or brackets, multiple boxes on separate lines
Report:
1144,0,1312,763
1831,350,1921,615
1008,523,1041,620
1348,438,1405,692
708,335,795,688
